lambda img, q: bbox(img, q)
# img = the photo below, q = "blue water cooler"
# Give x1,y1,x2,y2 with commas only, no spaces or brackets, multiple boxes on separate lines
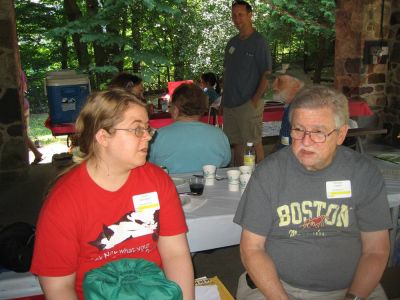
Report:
46,70,90,124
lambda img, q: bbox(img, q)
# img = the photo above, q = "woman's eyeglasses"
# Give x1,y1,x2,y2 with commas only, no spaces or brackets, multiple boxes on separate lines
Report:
113,126,156,138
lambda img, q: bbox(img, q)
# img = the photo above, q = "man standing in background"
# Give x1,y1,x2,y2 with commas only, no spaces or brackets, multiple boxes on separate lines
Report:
222,0,272,166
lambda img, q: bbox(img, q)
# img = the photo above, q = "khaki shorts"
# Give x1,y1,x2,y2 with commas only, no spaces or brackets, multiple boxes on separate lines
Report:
236,272,387,300
223,100,264,145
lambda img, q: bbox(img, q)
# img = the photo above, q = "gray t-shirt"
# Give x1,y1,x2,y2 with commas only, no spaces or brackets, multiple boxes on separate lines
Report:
234,146,392,291
223,31,272,108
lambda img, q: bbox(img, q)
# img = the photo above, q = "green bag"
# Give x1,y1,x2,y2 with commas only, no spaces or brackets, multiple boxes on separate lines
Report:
83,258,183,300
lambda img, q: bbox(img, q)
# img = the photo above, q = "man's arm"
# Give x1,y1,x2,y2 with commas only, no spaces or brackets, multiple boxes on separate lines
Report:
251,70,270,108
240,229,289,300
39,274,78,300
346,230,389,299
158,233,194,300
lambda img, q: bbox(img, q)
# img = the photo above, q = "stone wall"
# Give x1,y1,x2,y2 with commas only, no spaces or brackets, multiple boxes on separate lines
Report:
385,0,400,146
335,0,400,146
336,0,390,104
0,0,28,184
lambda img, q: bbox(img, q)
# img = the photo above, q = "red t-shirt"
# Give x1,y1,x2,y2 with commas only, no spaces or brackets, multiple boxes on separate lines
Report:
30,162,187,299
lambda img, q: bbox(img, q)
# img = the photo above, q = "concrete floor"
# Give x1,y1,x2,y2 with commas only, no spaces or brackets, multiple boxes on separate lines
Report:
1,141,400,298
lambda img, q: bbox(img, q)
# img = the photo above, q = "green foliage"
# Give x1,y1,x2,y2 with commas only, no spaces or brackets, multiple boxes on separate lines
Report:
16,0,336,113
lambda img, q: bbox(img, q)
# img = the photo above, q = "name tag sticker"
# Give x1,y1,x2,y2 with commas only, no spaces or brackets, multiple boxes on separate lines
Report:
229,46,235,54
132,192,160,212
281,136,290,146
326,180,352,199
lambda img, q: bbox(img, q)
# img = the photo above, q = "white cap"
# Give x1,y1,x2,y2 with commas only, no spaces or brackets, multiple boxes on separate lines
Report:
246,142,253,146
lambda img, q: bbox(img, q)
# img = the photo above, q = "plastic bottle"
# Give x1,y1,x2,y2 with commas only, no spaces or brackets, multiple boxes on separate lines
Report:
243,142,256,170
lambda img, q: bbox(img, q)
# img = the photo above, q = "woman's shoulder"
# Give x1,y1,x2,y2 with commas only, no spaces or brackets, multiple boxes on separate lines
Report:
53,163,86,188
137,162,171,179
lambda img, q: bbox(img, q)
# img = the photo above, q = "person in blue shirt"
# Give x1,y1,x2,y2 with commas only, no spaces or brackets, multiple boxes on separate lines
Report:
148,83,231,174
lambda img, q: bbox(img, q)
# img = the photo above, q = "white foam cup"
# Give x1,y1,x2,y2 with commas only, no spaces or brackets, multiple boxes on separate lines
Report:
239,173,251,194
227,169,241,192
202,164,217,186
239,165,252,175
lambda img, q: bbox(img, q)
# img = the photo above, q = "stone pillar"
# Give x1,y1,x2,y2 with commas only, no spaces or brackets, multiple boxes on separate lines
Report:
385,0,400,146
335,0,390,102
0,0,29,184
335,0,364,97
335,0,400,145
335,0,390,106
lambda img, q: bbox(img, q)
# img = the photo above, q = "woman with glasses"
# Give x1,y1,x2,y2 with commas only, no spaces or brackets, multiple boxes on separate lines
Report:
31,89,194,299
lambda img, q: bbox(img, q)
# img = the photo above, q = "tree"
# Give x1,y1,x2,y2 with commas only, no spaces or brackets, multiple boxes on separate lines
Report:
15,0,336,112
256,0,336,82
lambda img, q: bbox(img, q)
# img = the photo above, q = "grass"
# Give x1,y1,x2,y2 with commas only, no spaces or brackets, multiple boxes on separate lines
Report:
29,114,67,145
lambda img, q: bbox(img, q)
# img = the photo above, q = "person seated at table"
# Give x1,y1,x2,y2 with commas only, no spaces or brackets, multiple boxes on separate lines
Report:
271,70,306,150
148,83,231,174
30,89,194,300
234,85,391,300
200,72,221,106
108,72,145,102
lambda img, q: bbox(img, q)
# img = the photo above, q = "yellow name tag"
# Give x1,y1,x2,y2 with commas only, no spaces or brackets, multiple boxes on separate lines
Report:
132,192,160,212
229,46,235,54
326,180,352,199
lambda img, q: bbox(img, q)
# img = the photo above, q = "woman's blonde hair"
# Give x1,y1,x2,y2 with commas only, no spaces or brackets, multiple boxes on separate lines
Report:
76,88,146,161
45,89,145,197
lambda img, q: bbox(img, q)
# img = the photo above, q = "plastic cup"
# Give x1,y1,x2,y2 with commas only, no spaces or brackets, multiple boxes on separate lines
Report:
189,176,205,195
239,165,252,175
227,169,241,192
202,165,217,186
239,173,251,194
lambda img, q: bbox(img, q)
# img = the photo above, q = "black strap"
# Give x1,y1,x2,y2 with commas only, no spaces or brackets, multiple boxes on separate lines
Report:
245,273,257,289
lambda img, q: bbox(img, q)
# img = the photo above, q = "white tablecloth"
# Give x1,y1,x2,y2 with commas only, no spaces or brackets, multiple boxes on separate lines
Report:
173,169,242,253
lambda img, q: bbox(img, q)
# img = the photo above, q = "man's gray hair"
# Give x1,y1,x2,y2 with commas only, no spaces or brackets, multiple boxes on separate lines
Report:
289,85,349,128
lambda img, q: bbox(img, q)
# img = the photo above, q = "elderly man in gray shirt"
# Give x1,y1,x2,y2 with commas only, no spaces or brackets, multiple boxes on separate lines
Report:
234,85,391,300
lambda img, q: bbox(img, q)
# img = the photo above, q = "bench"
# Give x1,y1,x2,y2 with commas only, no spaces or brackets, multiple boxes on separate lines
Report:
346,127,388,153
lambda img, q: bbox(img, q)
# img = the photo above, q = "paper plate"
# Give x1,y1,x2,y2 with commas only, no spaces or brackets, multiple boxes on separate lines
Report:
172,177,187,188
179,194,191,207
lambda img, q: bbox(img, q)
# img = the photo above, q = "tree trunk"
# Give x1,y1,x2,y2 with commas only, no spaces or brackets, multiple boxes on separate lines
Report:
171,1,188,81
60,37,68,69
313,33,328,84
130,3,143,74
63,0,90,70
85,0,109,88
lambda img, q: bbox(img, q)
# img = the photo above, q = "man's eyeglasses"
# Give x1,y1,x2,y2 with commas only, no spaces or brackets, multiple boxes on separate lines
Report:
290,128,338,143
113,126,156,138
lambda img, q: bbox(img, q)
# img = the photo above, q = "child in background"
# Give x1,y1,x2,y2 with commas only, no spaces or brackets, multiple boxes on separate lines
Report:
200,72,221,106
